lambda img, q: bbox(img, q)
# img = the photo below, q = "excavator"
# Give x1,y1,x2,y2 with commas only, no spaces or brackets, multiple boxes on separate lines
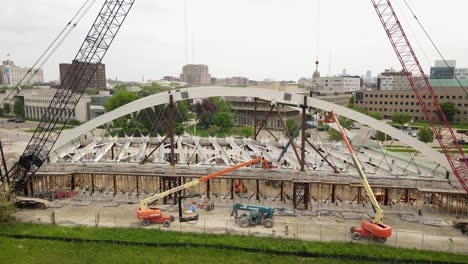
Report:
136,157,270,226
328,112,392,242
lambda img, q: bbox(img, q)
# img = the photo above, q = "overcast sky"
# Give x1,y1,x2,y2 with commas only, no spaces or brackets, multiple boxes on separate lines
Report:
2,0,468,82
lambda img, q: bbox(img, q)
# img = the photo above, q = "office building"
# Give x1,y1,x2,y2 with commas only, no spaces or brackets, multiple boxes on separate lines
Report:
180,64,211,86
60,61,107,89
430,60,456,79
0,60,44,86
354,79,468,122
377,68,411,90
455,68,468,80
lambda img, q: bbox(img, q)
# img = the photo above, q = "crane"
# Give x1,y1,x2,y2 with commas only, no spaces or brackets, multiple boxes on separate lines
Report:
370,0,468,193
3,0,136,193
136,157,270,225
328,112,392,242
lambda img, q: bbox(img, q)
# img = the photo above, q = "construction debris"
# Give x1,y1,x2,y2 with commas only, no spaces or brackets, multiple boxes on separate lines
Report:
316,209,332,216
400,214,420,223
341,212,363,219
421,218,443,227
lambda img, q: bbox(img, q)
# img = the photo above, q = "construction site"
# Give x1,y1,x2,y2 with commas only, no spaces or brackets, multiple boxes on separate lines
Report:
1,0,468,261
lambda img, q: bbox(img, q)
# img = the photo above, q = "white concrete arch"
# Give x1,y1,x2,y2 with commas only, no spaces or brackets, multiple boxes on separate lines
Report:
53,86,449,169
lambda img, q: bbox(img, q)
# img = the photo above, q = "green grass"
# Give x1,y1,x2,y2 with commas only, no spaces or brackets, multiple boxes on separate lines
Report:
1,223,467,263
0,237,343,264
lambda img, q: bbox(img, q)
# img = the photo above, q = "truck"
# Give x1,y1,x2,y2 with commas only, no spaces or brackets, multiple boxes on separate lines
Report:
231,203,274,228
136,157,269,226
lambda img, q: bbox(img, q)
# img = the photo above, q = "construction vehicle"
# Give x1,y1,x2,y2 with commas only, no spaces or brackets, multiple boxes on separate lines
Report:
453,217,468,234
137,157,269,226
231,203,274,228
178,194,201,223
328,112,392,242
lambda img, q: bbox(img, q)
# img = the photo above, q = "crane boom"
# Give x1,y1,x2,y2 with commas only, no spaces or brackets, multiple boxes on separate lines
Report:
371,0,468,193
139,157,269,209
330,112,383,224
7,0,136,193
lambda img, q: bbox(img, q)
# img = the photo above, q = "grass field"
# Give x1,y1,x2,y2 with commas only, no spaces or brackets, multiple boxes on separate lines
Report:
0,237,345,264
1,223,467,263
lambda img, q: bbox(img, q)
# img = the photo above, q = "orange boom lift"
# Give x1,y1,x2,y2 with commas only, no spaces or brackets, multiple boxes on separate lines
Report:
328,112,392,242
136,157,269,226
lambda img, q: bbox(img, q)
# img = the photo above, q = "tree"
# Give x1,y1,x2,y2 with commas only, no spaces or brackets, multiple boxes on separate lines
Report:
67,119,81,126
375,131,391,143
110,119,148,137
391,113,411,127
239,126,254,138
285,118,299,136
328,116,353,141
198,111,215,129
207,125,220,136
368,111,384,120
138,83,170,97
0,186,15,223
3,103,11,115
213,111,233,132
352,107,368,114
418,127,434,143
348,95,355,108
85,87,99,95
13,99,24,116
104,91,141,112
440,101,458,122
175,124,185,136
176,101,190,123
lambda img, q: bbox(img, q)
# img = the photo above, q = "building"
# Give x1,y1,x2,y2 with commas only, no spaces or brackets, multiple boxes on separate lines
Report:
1,88,111,123
215,77,249,86
0,60,44,86
226,97,300,130
180,64,211,86
430,60,456,79
455,68,468,80
377,68,411,90
315,76,361,94
60,61,107,89
354,80,468,122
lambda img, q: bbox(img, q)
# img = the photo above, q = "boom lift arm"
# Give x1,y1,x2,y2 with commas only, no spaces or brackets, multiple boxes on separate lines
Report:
329,112,383,224
329,112,391,242
138,157,269,210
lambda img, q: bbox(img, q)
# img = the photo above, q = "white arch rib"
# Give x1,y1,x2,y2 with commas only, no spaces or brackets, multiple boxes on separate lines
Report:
53,86,449,170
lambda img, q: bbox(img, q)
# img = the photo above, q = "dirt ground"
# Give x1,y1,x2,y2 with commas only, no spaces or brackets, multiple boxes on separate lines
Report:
16,195,468,255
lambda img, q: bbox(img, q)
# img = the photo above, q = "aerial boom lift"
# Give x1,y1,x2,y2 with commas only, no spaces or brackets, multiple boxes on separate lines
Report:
329,112,392,242
136,157,269,225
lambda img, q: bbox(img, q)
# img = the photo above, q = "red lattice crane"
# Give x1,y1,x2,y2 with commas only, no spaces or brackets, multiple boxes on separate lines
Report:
371,0,468,193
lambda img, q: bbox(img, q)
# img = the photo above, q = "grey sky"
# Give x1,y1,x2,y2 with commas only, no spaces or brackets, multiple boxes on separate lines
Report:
2,0,467,82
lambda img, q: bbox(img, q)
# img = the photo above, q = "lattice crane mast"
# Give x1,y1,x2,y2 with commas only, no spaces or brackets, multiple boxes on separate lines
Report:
5,0,136,193
371,0,468,193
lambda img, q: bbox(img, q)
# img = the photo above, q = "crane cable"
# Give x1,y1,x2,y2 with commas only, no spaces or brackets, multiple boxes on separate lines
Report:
1,0,97,107
402,0,468,97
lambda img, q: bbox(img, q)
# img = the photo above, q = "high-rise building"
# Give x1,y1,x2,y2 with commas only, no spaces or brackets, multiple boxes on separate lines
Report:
455,68,468,80
430,60,456,79
365,70,372,82
0,60,44,86
377,68,411,90
180,64,211,86
59,61,107,90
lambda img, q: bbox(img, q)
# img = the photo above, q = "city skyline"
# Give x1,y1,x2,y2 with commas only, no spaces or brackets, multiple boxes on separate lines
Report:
2,0,468,82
